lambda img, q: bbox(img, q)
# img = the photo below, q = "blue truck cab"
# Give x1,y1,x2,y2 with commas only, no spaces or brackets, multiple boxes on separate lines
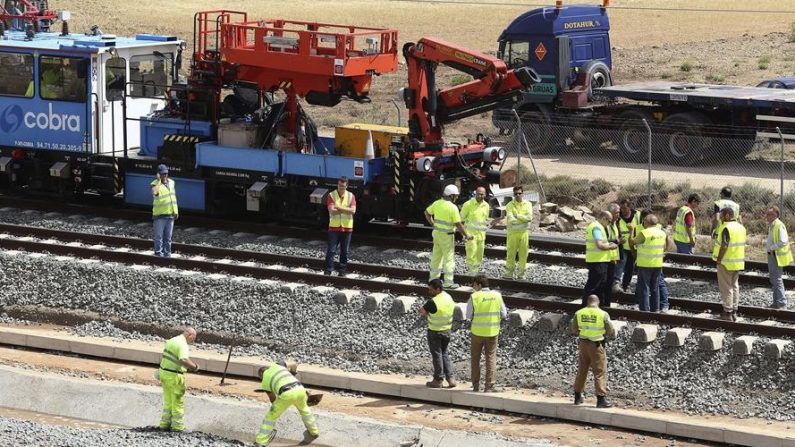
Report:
497,3,611,105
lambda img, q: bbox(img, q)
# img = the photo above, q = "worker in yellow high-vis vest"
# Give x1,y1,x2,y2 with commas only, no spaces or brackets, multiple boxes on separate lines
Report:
503,185,533,280
630,214,671,312
325,176,356,276
157,328,198,432
582,211,618,307
254,360,318,446
151,164,178,257
766,206,792,309
466,275,507,392
673,193,701,254
425,185,473,289
714,207,746,321
603,203,621,306
570,295,615,408
419,278,457,388
461,186,490,274
613,199,640,293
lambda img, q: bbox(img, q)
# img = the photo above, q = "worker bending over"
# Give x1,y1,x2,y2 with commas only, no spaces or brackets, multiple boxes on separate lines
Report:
157,328,199,432
425,185,473,289
255,360,319,446
503,185,533,280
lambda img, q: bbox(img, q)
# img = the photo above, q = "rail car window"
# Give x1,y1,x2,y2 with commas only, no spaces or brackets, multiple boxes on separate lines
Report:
130,53,172,98
38,55,88,102
503,41,529,69
0,52,34,98
106,57,127,101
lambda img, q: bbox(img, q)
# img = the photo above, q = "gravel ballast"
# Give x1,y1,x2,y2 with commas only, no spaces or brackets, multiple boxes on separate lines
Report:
2,251,795,421
0,416,245,446
0,208,787,310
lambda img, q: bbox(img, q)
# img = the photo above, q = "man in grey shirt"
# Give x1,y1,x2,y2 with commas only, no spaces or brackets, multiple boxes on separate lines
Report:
766,206,792,309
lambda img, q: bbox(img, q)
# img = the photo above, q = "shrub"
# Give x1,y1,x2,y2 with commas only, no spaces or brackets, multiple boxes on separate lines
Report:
791,22,795,43
679,61,693,72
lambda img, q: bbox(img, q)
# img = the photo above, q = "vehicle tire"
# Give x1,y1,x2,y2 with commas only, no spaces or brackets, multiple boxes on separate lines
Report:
614,109,655,162
662,112,711,166
516,106,553,154
581,60,612,100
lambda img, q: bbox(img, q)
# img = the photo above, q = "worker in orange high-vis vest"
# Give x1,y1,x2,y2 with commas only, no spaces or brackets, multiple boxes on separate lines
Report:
325,176,356,276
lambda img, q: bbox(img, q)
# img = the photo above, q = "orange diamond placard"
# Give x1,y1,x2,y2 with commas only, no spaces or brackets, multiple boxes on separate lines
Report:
535,42,547,61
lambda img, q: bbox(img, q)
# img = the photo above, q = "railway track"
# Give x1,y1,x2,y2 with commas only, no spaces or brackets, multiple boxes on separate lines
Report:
1,223,794,338
0,195,787,286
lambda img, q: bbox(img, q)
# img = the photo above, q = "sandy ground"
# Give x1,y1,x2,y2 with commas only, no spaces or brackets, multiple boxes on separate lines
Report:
0,340,721,447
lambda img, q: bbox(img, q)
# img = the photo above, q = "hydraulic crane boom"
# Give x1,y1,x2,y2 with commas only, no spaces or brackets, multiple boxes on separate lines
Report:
401,37,540,150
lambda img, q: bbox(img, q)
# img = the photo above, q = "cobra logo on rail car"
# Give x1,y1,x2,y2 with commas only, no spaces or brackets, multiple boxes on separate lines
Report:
0,105,24,134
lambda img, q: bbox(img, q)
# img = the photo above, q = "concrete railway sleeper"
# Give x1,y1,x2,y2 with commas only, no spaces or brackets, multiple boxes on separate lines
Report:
1,233,794,338
0,196,783,277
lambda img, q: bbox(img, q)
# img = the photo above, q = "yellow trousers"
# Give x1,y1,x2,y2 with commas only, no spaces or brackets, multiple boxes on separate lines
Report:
159,370,186,431
465,232,486,274
505,230,529,278
430,232,456,287
255,387,318,445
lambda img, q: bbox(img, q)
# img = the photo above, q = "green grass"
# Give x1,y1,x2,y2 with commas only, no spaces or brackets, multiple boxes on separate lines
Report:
450,74,471,86
705,73,725,83
679,61,693,72
758,55,771,70
790,22,795,42
660,72,672,80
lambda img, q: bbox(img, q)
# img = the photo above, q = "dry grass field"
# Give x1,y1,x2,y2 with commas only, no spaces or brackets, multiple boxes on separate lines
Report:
53,0,795,133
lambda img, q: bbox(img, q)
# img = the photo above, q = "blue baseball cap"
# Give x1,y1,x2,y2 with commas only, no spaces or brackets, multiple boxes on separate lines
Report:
157,164,168,174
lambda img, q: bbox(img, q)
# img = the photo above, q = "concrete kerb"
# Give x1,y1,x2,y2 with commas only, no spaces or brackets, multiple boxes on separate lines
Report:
0,326,792,447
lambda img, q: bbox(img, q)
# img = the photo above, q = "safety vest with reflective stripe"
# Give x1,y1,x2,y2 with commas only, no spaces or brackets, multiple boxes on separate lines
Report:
606,221,620,261
771,218,794,267
585,221,611,263
151,178,178,216
714,199,739,223
636,226,666,268
328,190,354,230
461,198,490,235
618,210,640,250
260,363,300,394
427,199,461,234
673,205,695,244
575,307,607,342
506,200,533,234
470,289,503,337
159,334,188,373
712,221,746,271
427,291,455,332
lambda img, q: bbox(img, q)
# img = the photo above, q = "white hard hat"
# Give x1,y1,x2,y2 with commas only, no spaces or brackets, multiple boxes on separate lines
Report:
443,185,460,196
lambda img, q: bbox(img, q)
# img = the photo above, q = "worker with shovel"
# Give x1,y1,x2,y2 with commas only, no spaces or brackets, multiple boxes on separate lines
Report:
255,359,321,446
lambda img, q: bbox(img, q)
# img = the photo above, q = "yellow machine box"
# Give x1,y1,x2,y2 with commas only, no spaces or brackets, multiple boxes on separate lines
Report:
334,123,408,159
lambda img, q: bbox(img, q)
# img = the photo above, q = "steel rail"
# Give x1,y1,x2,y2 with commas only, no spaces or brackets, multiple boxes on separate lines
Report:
0,232,793,338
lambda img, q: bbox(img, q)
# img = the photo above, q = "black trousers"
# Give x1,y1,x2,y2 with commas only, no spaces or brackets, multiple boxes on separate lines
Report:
427,330,454,380
582,262,609,307
602,262,615,307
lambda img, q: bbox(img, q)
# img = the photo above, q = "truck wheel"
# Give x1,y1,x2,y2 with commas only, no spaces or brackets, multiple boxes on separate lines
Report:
516,108,553,154
615,109,655,162
581,60,612,100
663,112,711,166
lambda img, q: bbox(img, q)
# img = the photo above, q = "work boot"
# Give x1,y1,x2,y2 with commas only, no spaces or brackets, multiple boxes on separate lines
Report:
446,377,457,388
596,396,614,408
472,383,479,392
574,392,583,405
425,379,443,388
337,270,347,277
719,311,732,321
255,430,277,447
731,311,738,322
484,386,503,393
611,281,621,294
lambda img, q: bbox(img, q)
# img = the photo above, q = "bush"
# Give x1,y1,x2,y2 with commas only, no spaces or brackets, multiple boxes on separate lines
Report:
791,22,795,43
732,182,776,215
758,55,771,70
680,61,693,72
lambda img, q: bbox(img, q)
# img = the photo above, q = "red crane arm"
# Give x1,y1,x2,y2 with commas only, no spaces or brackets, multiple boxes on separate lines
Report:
402,37,539,149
